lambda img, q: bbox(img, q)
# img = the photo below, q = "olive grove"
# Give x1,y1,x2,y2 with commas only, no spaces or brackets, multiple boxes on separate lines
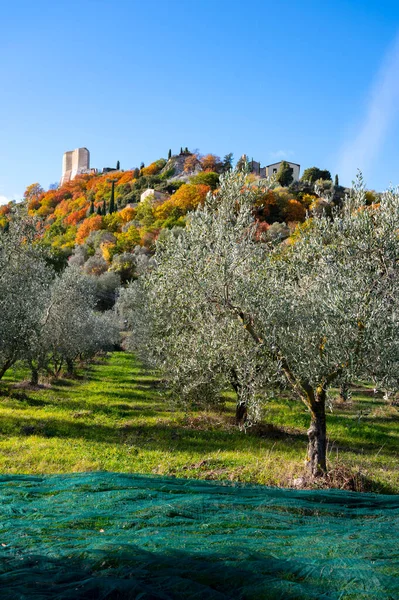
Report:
0,212,119,383
118,170,399,477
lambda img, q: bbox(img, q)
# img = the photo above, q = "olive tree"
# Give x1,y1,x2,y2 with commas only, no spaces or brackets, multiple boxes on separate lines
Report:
244,178,399,475
117,174,275,421
120,170,399,477
31,266,119,379
118,276,269,421
0,214,53,379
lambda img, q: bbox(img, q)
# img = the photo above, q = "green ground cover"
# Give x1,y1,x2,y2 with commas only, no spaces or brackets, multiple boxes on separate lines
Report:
0,351,398,493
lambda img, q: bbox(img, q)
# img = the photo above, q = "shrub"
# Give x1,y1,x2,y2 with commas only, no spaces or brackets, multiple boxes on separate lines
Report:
190,172,220,190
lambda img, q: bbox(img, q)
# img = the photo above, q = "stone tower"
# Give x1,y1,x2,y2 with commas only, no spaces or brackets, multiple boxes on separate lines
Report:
61,147,90,185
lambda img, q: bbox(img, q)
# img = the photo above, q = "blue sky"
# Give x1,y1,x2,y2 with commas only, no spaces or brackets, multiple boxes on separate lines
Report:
1,0,399,202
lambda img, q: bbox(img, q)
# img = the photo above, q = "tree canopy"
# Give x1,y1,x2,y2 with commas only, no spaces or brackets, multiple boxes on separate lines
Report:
276,161,294,187
301,167,332,183
118,170,399,477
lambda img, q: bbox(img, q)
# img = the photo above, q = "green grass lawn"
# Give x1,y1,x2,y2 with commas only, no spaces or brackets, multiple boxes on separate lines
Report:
0,351,398,493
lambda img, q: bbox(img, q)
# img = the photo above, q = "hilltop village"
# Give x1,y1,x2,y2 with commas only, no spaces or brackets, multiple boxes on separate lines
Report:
0,147,356,282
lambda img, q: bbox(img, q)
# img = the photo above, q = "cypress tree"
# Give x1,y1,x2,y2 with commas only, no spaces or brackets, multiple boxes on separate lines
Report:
109,181,116,214
102,200,106,215
223,153,233,172
89,199,95,215
96,204,102,216
334,174,339,186
168,149,172,160
180,147,183,155
116,160,120,170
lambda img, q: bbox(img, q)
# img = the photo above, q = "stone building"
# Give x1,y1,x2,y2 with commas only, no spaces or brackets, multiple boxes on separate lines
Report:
61,147,91,185
265,161,300,181
244,155,301,182
249,160,267,178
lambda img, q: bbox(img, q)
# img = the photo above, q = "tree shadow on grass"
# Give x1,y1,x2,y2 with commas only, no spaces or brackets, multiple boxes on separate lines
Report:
2,396,399,464
0,414,310,457
53,379,75,387
325,414,399,452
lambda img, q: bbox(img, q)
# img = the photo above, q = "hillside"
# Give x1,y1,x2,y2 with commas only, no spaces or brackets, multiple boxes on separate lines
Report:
0,153,352,279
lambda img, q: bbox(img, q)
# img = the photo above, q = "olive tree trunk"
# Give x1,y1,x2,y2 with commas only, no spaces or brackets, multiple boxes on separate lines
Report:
229,370,248,426
65,358,74,377
29,363,39,386
0,358,14,380
339,383,349,402
306,387,327,477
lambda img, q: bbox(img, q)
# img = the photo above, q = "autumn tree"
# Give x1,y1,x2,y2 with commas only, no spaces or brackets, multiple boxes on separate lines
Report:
284,199,306,222
184,153,200,173
141,159,167,177
76,215,103,245
24,182,44,211
154,183,210,221
200,154,223,173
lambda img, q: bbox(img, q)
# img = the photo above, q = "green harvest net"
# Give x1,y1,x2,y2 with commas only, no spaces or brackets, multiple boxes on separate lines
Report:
0,472,398,599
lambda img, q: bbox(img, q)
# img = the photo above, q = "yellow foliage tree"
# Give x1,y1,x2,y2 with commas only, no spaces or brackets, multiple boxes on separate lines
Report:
154,184,210,221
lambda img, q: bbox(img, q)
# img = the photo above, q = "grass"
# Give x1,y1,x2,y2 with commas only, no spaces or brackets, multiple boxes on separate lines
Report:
0,351,398,493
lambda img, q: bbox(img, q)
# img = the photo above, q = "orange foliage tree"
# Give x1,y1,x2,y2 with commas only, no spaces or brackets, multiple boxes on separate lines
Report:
116,171,136,186
154,184,210,221
24,183,44,212
76,215,103,244
64,206,89,226
141,159,166,177
184,154,201,173
200,154,222,172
